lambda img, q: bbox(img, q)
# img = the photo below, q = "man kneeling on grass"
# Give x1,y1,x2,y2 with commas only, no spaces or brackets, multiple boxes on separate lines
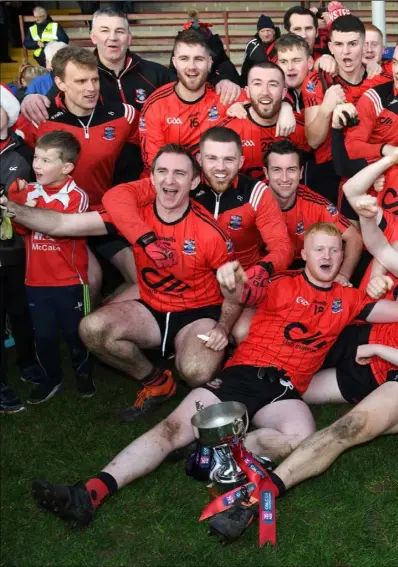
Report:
31,223,398,539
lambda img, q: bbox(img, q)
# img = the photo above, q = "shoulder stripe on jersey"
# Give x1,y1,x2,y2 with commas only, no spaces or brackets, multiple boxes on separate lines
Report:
141,85,174,113
270,269,303,282
339,215,351,228
364,89,384,115
123,103,136,124
71,185,89,213
249,181,268,211
191,203,230,242
297,186,335,206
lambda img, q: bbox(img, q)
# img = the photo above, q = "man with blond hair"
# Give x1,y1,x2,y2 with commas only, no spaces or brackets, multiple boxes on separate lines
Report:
30,222,398,531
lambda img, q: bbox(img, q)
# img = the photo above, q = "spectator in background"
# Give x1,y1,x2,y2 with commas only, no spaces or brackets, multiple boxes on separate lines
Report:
26,41,68,96
240,15,280,86
0,84,43,414
14,63,48,101
23,6,69,67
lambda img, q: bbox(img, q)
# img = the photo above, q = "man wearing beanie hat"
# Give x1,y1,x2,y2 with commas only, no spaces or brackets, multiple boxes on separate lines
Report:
0,84,44,414
241,14,280,86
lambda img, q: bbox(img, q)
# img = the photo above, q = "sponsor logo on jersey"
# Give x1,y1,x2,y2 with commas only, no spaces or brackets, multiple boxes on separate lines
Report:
135,88,147,103
296,220,304,235
182,238,196,255
9,166,18,171
331,299,342,313
167,117,183,124
242,139,255,147
388,99,398,106
139,116,146,130
51,111,64,120
32,232,60,251
327,203,338,215
228,215,242,230
306,81,316,93
208,106,219,121
194,189,205,197
226,238,234,253
296,296,309,306
103,126,115,141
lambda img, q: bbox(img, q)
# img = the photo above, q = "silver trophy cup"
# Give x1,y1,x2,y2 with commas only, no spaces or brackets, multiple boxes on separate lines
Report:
191,401,249,487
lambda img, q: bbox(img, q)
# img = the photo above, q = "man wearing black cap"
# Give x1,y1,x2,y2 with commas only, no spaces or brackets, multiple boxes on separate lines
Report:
241,15,280,86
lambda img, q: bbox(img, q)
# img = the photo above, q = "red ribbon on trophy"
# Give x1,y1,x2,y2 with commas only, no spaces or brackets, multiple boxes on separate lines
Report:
199,440,277,547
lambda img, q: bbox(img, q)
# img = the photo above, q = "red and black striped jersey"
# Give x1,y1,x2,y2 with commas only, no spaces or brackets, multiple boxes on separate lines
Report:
344,81,398,164
302,68,392,164
281,184,352,259
103,175,293,272
133,200,234,312
226,269,375,393
139,82,243,174
19,94,139,209
218,108,310,179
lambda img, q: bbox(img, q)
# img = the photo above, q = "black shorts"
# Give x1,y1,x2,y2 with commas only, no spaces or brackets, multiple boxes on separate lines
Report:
87,233,131,261
326,324,379,404
204,365,302,419
137,300,221,357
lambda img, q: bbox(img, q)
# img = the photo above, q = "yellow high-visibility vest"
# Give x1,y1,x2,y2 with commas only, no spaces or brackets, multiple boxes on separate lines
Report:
29,22,59,58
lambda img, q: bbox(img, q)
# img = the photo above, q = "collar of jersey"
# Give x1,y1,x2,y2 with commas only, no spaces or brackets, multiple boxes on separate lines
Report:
153,200,191,225
26,177,76,209
96,50,138,77
302,269,332,292
246,105,277,129
54,91,103,112
334,67,367,87
174,82,210,105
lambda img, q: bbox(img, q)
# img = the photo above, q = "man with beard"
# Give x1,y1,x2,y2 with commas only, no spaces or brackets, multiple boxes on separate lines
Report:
275,33,314,112
29,222,398,530
139,29,248,176
303,15,391,203
218,62,310,179
240,15,280,87
263,140,362,287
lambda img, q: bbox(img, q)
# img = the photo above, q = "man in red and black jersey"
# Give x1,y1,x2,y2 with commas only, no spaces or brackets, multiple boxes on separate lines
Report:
263,140,362,286
139,29,248,176
275,33,315,113
27,222,398,532
303,15,391,203
18,46,140,293
219,62,311,180
344,45,398,166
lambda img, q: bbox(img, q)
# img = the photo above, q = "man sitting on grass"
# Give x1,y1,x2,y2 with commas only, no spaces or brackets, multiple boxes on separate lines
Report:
29,222,398,531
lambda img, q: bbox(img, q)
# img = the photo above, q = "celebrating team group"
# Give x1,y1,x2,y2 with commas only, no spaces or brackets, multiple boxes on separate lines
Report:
1,3,397,540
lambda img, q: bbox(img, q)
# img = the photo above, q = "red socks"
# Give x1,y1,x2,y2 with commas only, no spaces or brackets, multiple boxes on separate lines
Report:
85,471,118,508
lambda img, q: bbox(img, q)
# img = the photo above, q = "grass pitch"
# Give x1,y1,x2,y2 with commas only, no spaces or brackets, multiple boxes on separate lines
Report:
1,352,397,567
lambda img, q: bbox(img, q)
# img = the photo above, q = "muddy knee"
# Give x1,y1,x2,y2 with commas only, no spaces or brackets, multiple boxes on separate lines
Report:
79,311,109,351
331,411,368,442
159,418,184,449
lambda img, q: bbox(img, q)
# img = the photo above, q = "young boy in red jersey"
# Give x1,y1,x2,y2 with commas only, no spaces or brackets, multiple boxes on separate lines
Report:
10,131,94,404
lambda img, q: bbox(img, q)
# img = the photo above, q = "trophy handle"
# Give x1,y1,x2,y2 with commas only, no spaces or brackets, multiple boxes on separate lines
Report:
195,400,204,412
232,417,244,437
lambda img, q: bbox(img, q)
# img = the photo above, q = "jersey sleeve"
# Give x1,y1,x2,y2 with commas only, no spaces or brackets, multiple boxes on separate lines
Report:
290,114,311,152
206,229,235,270
217,88,250,118
254,183,294,272
65,187,89,214
139,97,166,174
122,103,140,146
344,90,384,162
347,288,377,323
302,73,325,108
102,179,156,245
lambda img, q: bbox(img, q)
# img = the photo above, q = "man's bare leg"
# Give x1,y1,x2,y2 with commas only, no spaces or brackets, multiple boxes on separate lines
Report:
87,248,103,304
303,368,348,404
174,319,226,387
244,399,316,461
102,388,219,487
273,382,398,491
79,300,161,379
110,246,137,284
32,389,220,522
